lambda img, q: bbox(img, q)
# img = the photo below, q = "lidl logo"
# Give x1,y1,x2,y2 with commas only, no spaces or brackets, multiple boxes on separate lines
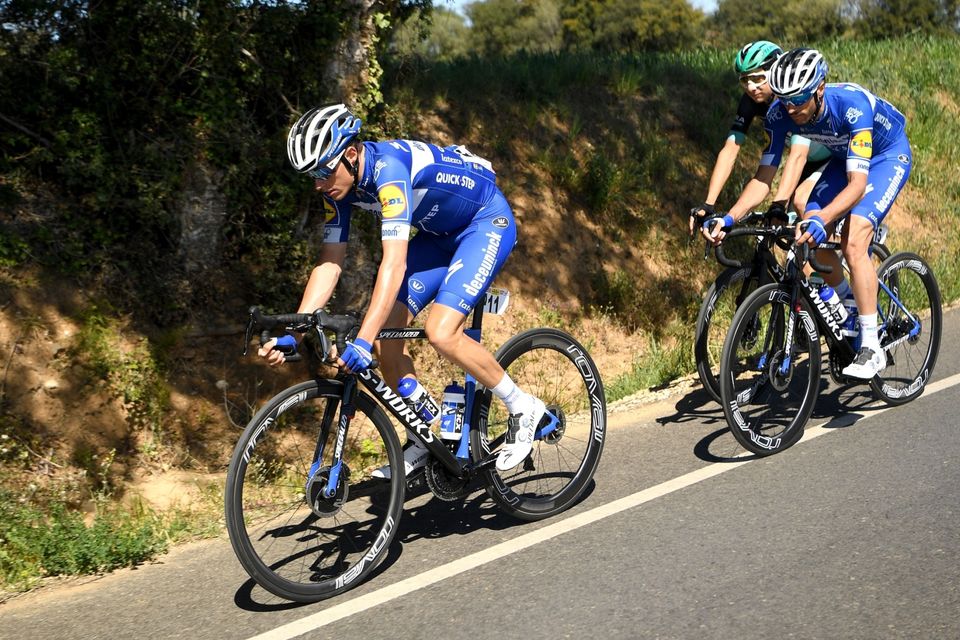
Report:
379,184,407,219
322,198,337,223
850,131,872,158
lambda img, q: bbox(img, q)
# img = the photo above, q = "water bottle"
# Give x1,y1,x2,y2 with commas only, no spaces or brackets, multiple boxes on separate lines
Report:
439,380,466,441
841,294,859,339
819,285,848,325
397,376,440,425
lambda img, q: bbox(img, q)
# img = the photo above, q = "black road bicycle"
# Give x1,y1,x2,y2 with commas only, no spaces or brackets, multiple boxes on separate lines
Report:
224,291,606,602
694,212,890,403
714,225,941,456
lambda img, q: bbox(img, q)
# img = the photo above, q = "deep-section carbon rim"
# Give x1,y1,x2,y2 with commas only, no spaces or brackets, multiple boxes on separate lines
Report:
225,380,404,602
470,328,606,521
719,283,821,456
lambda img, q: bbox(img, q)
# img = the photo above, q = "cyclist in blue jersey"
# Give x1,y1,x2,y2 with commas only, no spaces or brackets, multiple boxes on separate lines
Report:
259,104,545,475
690,40,831,234
703,48,912,379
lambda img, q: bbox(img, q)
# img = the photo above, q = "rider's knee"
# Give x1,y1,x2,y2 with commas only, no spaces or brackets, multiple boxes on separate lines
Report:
425,324,458,357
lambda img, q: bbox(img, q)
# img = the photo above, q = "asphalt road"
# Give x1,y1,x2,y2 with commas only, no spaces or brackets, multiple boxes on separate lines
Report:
2,308,958,640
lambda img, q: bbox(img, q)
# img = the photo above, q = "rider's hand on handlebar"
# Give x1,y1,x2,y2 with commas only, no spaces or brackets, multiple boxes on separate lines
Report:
701,213,734,246
258,334,297,367
688,202,715,238
338,338,374,373
796,214,827,247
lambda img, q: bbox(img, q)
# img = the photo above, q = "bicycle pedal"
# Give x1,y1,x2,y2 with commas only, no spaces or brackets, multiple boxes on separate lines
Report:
522,456,536,472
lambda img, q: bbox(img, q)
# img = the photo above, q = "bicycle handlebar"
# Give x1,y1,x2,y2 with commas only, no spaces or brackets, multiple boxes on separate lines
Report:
712,225,836,274
244,307,361,365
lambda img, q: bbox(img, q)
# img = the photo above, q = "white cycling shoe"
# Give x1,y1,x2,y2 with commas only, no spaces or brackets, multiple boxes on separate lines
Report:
842,345,886,379
372,440,429,480
496,397,546,471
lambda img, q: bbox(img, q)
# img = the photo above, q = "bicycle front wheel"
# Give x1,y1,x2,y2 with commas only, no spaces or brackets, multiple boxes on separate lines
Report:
719,283,822,456
470,329,606,521
870,252,942,405
225,379,404,603
695,266,762,403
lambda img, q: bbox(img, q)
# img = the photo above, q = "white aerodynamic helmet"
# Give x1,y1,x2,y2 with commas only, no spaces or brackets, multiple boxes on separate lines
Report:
768,48,828,99
286,104,362,178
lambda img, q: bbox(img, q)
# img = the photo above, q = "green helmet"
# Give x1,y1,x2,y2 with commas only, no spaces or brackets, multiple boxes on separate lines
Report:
734,41,782,74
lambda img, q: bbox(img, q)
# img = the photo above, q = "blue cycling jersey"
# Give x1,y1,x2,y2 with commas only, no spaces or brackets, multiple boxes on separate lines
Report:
321,140,501,243
760,83,908,174
761,83,911,229
320,140,517,317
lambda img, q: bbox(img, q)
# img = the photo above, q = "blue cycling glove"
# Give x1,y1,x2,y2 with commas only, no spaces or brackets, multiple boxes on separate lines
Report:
801,215,827,245
701,214,735,233
341,338,374,372
274,334,297,354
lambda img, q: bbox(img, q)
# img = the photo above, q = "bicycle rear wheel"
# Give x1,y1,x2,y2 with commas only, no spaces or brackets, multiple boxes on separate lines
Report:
869,252,942,405
225,380,404,602
695,266,762,403
719,283,821,456
470,329,606,521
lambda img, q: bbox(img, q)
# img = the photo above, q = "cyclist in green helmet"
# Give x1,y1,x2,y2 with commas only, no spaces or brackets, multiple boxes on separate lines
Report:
689,40,831,234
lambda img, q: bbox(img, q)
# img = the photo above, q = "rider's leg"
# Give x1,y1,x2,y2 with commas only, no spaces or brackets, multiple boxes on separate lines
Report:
792,174,816,216
841,146,912,379
376,301,416,392
425,304,503,388
371,303,429,480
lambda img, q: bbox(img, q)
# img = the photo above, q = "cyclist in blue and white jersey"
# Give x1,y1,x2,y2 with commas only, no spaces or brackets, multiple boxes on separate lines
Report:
690,40,831,234
703,48,911,379
259,104,545,474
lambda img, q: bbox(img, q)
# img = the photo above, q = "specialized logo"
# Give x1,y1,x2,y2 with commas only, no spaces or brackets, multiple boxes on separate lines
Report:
445,259,464,285
492,216,508,229
850,131,872,158
374,159,387,181
463,231,502,297
845,107,863,124
410,278,425,293
379,183,407,219
813,180,831,199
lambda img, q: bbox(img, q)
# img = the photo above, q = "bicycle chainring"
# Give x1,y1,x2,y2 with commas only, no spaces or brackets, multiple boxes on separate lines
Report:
305,465,350,518
424,457,470,502
828,348,854,386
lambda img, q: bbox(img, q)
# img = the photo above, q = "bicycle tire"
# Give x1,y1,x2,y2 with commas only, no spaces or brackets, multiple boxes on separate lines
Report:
696,242,889,404
225,379,404,602
695,266,760,403
719,283,821,456
470,328,606,521
869,252,942,406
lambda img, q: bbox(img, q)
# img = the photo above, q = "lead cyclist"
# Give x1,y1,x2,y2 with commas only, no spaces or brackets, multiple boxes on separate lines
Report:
259,104,546,475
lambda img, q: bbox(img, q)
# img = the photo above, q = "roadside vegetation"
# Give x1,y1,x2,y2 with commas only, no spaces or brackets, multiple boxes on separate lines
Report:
1,0,958,594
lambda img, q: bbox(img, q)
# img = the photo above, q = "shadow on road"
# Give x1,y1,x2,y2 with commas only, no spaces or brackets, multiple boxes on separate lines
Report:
231,474,596,611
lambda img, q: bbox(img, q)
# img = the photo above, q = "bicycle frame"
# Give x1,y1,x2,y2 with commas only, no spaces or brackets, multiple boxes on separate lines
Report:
316,298,561,499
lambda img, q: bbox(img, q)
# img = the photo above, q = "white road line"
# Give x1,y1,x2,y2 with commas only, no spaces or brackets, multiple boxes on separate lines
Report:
248,372,960,640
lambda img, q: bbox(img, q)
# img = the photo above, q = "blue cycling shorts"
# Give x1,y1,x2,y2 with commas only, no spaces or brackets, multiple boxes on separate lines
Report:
806,139,912,229
398,191,517,317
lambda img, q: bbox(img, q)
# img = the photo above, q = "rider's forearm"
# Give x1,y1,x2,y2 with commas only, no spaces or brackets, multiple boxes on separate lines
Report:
728,178,771,220
772,145,809,204
297,243,347,313
704,140,740,205
357,260,406,345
